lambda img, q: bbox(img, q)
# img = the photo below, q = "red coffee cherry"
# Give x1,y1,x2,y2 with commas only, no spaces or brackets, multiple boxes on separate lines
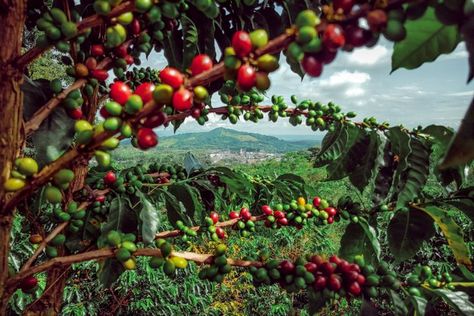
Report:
333,0,355,13
313,275,327,290
136,128,158,150
190,54,213,76
172,88,193,112
91,44,105,57
104,171,117,185
110,81,132,105
328,274,342,291
210,212,219,224
143,112,167,128
345,25,371,47
367,9,388,32
301,54,323,77
348,281,362,295
323,24,345,52
240,208,252,221
229,211,240,219
261,205,273,215
237,64,256,91
135,82,155,103
159,67,184,89
216,227,225,239
279,260,295,275
232,31,252,57
68,108,83,120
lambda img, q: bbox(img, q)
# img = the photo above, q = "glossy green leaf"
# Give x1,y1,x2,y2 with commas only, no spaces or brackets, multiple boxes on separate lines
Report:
409,295,427,316
417,205,472,268
391,7,461,72
211,167,254,200
184,152,204,175
138,194,160,244
428,289,474,315
387,208,435,262
389,290,409,316
102,195,138,235
99,258,124,287
339,219,380,265
168,183,203,225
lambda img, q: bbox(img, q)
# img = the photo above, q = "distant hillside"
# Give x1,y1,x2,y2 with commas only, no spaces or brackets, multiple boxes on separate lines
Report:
155,128,319,153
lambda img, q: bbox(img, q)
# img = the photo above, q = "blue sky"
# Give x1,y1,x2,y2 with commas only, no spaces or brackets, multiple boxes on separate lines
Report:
143,39,473,138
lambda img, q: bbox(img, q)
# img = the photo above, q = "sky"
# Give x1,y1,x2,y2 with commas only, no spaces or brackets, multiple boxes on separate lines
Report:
142,38,473,138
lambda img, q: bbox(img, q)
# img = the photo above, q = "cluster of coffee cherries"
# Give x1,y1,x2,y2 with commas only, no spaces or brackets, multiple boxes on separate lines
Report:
406,265,455,297
148,162,187,183
123,67,160,89
175,220,198,242
261,196,339,230
218,83,266,124
229,208,256,237
203,212,226,241
337,196,370,223
223,29,279,91
35,8,79,50
198,244,232,283
150,238,188,276
105,230,139,270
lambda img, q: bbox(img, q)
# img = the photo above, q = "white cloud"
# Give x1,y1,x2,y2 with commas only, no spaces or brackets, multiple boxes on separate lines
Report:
445,91,473,97
319,70,371,87
345,87,365,97
346,45,389,66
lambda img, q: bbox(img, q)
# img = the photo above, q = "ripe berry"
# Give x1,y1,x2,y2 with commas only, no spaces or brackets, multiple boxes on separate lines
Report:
131,18,141,35
210,212,219,224
172,88,193,111
277,217,288,225
190,54,213,76
20,276,38,292
345,25,370,47
143,112,167,128
237,65,256,91
135,82,155,103
104,171,117,185
328,274,342,291
68,108,83,119
216,227,225,239
305,262,318,273
313,197,321,207
313,275,327,290
348,281,362,295
321,262,336,275
329,255,342,265
232,31,252,57
274,210,285,219
301,54,323,77
327,217,334,224
279,260,295,274
191,108,201,119
240,208,251,221
357,274,366,285
114,43,129,58
91,44,105,56
159,67,184,89
323,24,345,52
367,9,388,32
96,195,106,203
310,255,324,266
90,69,109,81
110,81,132,105
229,211,240,219
261,205,273,215
345,270,359,282
337,260,352,273
333,0,355,13
316,49,337,64
325,207,337,217
136,128,158,150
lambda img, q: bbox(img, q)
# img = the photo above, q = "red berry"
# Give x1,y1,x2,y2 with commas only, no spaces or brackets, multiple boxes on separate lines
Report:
329,255,342,265
210,212,219,224
323,24,345,52
240,208,252,221
135,82,155,103
20,276,38,291
316,48,338,64
104,171,117,185
91,44,105,57
68,108,83,120
114,44,129,58
310,255,324,266
277,217,288,226
274,210,285,219
328,274,342,291
327,217,334,224
356,274,366,285
190,54,213,76
344,271,359,282
307,211,313,218
229,211,240,219
232,31,252,57
337,260,352,273
191,108,201,119
264,219,272,227
172,88,193,112
110,81,132,105
279,260,295,274
159,67,184,89
325,207,337,217
136,128,158,150
85,57,97,70
143,112,167,128
305,262,318,273
216,227,225,239
313,197,321,207
345,25,371,47
237,65,256,91
350,263,361,273
301,54,323,77
124,54,134,65
131,18,141,35
96,195,106,203
261,205,273,215
333,0,355,13
321,262,337,275
313,276,327,290
348,281,362,296
90,69,109,81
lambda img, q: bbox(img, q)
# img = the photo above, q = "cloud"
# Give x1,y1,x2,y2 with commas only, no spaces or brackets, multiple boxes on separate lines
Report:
345,45,389,66
345,87,365,97
445,91,473,97
320,70,371,87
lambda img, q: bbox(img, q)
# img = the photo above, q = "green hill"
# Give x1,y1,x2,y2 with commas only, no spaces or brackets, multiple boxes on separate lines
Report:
157,128,319,153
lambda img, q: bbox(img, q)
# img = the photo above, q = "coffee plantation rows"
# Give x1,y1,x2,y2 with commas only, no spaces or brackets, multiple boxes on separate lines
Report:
0,0,473,314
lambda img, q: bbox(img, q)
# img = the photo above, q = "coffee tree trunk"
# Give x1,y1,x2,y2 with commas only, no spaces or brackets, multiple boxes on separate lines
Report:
0,0,27,313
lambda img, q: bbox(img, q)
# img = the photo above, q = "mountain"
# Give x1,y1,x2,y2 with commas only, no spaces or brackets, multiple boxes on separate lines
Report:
155,128,319,153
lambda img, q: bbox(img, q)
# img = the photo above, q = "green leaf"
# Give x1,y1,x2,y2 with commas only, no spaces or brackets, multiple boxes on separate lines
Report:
387,208,435,262
210,167,254,200
409,295,427,316
427,289,474,315
394,137,431,208
99,258,124,287
391,7,461,72
184,152,204,175
416,205,472,268
161,189,190,226
441,97,474,169
339,219,380,265
163,30,183,69
22,78,75,166
101,195,138,235
443,199,474,223
386,127,411,200
389,290,409,316
372,142,398,204
138,194,160,244
168,183,203,225
181,15,199,70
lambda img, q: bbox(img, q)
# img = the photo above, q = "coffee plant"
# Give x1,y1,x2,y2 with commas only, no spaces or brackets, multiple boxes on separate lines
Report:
0,0,473,314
